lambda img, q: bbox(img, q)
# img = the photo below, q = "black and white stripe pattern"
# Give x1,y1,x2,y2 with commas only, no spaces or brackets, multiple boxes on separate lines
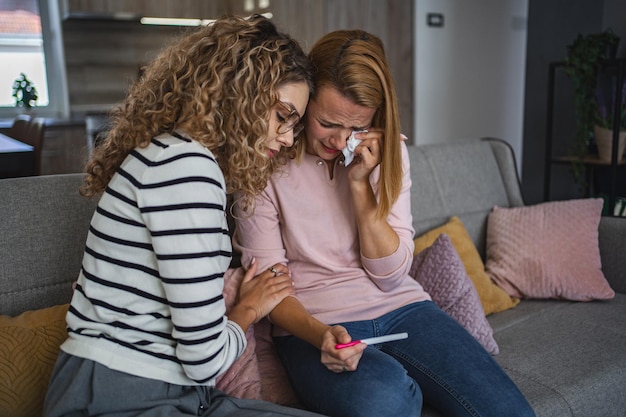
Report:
62,133,245,386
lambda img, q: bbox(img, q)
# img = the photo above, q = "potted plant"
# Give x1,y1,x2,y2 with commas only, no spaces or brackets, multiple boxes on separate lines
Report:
11,72,38,110
563,29,620,179
593,82,626,162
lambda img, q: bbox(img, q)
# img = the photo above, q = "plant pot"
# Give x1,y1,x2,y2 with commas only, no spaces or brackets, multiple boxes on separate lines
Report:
605,40,619,60
594,125,626,162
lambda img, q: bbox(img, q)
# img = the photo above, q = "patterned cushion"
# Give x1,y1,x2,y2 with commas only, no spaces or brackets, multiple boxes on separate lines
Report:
410,234,499,354
254,318,300,405
413,216,519,315
485,198,615,300
221,269,300,405
0,304,69,417
216,267,262,399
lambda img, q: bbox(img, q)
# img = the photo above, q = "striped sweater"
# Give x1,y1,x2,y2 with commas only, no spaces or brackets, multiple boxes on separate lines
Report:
61,132,246,386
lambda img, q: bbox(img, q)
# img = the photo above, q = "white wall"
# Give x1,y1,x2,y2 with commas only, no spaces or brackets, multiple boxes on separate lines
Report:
414,0,528,174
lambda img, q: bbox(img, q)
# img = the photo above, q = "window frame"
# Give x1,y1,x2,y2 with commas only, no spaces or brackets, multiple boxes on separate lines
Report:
0,0,69,119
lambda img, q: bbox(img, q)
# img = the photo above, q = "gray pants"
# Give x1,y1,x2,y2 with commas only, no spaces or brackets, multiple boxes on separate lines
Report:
44,352,325,417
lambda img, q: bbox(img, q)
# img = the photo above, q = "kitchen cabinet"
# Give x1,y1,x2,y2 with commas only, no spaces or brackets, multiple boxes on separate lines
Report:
41,124,89,175
61,0,414,141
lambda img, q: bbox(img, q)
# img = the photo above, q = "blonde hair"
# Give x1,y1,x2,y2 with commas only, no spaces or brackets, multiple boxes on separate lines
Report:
81,15,312,211
294,30,402,219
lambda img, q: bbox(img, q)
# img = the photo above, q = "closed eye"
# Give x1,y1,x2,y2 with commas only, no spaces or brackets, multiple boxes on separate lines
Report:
318,119,369,131
318,119,340,129
276,109,289,124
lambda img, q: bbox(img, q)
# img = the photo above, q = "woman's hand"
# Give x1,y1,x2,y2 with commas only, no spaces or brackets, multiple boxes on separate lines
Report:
348,129,383,182
230,260,294,330
320,325,366,373
345,128,400,260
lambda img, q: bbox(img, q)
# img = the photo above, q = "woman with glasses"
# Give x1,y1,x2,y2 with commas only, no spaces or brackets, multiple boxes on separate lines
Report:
43,15,324,417
234,29,535,417
271,100,305,155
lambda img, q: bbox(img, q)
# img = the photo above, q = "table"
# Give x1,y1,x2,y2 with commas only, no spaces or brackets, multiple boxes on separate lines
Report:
0,132,34,178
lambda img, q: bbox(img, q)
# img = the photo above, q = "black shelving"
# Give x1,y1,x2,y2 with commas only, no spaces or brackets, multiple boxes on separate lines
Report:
543,58,626,214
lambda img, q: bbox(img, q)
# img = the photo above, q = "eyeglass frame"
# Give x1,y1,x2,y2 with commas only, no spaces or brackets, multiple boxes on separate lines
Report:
275,101,304,137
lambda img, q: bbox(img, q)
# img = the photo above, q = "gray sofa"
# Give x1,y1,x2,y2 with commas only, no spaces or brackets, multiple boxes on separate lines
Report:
408,138,626,417
1,137,625,417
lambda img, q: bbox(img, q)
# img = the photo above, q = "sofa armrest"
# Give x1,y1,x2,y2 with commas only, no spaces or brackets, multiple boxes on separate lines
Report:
598,216,626,294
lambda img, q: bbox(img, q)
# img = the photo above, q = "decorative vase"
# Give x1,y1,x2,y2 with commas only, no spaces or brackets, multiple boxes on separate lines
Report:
594,125,626,162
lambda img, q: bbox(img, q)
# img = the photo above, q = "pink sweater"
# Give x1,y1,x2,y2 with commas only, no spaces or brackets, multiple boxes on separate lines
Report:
234,141,430,332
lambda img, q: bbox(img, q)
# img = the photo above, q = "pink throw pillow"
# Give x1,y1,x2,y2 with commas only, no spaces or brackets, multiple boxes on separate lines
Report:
410,234,499,355
254,318,300,405
215,267,262,399
485,199,615,301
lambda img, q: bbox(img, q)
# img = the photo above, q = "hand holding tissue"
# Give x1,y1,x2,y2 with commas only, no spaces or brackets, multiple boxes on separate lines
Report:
342,130,367,166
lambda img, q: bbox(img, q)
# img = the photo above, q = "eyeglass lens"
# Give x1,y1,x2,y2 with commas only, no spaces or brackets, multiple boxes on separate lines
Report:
276,101,302,135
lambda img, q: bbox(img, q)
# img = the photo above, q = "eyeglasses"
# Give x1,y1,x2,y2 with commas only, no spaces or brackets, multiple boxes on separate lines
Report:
276,101,304,137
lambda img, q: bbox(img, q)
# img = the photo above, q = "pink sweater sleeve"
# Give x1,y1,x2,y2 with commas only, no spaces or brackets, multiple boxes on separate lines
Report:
233,140,427,326
232,183,288,273
360,141,415,291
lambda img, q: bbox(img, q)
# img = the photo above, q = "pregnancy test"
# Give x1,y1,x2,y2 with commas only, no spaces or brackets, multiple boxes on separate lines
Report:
335,332,408,349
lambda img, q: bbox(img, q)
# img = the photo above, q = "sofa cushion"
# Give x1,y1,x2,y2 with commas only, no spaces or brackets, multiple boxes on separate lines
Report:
0,174,97,317
254,318,300,405
410,234,498,354
413,216,519,315
0,304,69,417
408,139,524,260
485,199,615,301
488,295,626,416
216,267,262,399
220,271,300,405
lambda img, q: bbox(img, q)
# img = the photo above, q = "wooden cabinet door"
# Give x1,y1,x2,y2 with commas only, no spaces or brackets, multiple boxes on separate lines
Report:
65,0,230,19
65,0,108,14
62,0,414,142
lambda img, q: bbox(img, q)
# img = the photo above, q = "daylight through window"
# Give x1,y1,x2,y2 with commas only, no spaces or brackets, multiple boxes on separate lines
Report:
0,0,48,108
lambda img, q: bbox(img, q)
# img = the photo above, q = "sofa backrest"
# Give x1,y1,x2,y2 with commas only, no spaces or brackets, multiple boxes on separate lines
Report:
0,138,524,316
407,137,524,258
0,173,97,316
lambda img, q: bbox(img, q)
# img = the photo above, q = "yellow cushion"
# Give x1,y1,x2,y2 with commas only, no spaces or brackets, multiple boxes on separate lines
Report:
413,216,519,315
0,304,69,417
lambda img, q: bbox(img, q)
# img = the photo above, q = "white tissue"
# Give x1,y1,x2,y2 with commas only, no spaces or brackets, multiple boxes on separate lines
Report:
342,130,366,166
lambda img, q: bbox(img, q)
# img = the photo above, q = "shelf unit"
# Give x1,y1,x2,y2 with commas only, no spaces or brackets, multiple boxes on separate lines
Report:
543,58,626,213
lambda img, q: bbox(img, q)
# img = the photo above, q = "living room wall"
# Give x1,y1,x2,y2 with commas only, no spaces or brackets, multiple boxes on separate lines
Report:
413,0,528,174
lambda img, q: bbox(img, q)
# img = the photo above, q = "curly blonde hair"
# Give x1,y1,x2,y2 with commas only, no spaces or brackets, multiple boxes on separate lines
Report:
81,15,313,211
293,30,402,219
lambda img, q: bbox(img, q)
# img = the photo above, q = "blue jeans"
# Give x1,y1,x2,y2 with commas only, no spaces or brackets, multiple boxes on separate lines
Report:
274,301,535,417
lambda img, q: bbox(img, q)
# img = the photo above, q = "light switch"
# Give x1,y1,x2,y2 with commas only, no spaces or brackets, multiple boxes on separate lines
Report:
427,13,444,28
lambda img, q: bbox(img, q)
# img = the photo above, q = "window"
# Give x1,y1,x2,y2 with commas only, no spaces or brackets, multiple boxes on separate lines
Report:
0,0,46,107
0,0,69,118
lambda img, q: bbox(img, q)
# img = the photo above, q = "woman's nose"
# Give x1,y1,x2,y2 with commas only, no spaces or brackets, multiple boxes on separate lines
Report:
330,128,352,151
276,131,295,148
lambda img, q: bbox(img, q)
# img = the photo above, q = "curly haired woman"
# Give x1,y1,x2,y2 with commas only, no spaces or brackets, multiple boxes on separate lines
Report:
43,15,323,417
